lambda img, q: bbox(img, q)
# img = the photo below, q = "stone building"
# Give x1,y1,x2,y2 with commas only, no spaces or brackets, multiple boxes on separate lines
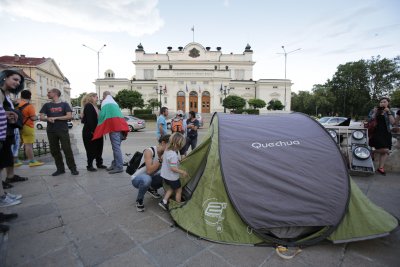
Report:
95,42,292,113
0,55,71,111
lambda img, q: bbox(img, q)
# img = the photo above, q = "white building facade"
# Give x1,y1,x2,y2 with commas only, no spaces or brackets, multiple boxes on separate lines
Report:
95,42,292,113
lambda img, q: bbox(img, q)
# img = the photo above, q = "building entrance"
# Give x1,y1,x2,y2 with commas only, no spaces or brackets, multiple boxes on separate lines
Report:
201,91,210,113
189,91,198,113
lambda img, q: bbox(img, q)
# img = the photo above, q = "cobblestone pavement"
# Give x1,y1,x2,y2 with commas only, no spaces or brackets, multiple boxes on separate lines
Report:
1,121,399,267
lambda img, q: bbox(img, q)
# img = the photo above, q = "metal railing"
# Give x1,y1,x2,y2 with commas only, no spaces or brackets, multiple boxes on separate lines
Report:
19,139,50,159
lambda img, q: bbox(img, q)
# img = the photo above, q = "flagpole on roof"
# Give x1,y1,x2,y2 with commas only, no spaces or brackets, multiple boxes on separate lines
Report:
191,25,195,42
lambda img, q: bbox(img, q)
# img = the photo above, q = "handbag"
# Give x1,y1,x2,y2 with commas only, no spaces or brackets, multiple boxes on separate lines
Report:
364,119,377,138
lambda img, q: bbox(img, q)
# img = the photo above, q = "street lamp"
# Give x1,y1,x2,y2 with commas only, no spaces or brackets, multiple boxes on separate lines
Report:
278,46,301,111
155,85,166,110
82,43,106,97
220,85,233,113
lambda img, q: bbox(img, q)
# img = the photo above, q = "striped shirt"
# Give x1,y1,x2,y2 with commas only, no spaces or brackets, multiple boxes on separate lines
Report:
0,106,6,141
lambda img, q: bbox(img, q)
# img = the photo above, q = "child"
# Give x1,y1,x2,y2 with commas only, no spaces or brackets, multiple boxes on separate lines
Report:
158,132,188,210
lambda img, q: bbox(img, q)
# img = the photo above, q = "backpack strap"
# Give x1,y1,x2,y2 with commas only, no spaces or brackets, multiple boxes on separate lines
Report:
138,146,156,170
18,103,31,125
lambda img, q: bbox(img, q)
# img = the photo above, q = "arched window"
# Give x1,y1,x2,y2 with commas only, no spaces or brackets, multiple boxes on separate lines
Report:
189,91,198,97
177,91,185,96
202,91,210,96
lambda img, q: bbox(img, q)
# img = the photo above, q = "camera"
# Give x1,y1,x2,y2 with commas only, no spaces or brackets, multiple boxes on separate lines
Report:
377,106,384,111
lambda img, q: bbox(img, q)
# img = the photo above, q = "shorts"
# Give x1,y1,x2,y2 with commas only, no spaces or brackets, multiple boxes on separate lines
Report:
21,125,35,144
163,178,181,190
0,135,14,169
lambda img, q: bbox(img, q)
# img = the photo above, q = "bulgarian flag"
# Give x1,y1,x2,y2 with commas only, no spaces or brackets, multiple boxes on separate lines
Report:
92,95,129,140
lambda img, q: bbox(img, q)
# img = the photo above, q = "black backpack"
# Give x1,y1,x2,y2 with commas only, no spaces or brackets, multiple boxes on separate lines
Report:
126,147,156,175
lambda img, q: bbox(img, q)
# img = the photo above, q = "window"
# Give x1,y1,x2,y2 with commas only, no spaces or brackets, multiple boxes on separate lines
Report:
273,85,278,88
220,97,223,104
164,96,167,104
177,91,185,96
144,69,154,80
109,85,114,88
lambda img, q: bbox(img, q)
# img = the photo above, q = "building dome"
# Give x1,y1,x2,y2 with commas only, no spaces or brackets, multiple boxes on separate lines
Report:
104,69,115,78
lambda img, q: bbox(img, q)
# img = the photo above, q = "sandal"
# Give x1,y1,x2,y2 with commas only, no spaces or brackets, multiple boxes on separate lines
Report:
377,168,386,176
5,175,28,183
2,181,13,189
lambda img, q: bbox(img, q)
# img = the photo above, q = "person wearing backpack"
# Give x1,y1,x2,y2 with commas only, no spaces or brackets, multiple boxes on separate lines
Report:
131,134,170,212
171,110,186,134
16,90,44,167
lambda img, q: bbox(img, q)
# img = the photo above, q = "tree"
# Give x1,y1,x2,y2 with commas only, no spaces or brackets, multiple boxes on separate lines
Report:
70,92,87,107
248,98,266,109
391,89,400,107
312,84,336,116
267,100,284,110
368,56,400,100
114,89,144,114
222,95,246,111
146,98,160,112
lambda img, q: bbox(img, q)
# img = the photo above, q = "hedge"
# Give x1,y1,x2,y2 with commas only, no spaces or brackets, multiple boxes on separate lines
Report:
134,109,152,115
134,114,157,120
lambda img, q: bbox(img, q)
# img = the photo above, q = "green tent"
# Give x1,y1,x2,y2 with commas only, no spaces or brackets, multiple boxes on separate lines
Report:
169,113,398,247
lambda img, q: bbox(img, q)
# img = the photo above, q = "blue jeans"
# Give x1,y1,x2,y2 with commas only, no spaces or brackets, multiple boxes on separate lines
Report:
131,173,163,201
109,132,123,170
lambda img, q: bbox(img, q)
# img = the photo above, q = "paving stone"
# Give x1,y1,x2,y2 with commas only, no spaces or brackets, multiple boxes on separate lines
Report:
65,214,117,243
8,214,62,240
142,230,207,266
211,243,272,267
8,202,57,222
7,180,47,197
181,249,233,267
14,192,53,208
59,203,105,224
97,247,156,267
75,228,135,266
19,245,80,267
294,243,345,266
54,193,95,210
6,227,69,267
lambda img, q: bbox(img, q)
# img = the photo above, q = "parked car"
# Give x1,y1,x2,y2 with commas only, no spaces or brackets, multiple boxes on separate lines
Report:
124,116,146,132
318,117,350,126
35,120,73,130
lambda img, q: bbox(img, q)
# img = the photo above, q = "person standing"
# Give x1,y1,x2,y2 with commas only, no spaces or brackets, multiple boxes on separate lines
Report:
39,88,79,176
92,91,129,174
183,111,200,154
17,90,44,167
81,93,106,172
156,107,168,140
368,97,395,175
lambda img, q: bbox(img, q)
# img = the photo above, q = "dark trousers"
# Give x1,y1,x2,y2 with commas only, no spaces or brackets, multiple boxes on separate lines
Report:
184,136,198,154
47,131,76,171
83,131,104,167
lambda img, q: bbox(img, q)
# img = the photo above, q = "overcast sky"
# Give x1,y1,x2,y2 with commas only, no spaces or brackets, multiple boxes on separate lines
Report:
1,0,399,97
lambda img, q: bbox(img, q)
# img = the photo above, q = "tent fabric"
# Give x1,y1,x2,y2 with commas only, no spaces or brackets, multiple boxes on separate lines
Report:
170,112,398,247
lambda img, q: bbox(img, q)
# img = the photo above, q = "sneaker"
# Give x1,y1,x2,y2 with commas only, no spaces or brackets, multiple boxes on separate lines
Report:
108,168,123,174
2,181,13,189
87,166,97,172
106,166,114,171
147,188,161,199
71,169,79,175
52,170,65,176
5,192,22,201
28,160,44,167
0,212,18,222
0,195,21,207
14,160,23,167
5,175,28,183
97,165,107,169
158,200,168,211
136,200,145,212
0,224,10,233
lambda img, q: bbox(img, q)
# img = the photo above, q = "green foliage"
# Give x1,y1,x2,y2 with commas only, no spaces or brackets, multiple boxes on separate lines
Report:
291,56,400,118
134,109,152,115
222,95,246,111
146,98,160,112
242,109,259,115
248,98,266,109
71,92,87,107
267,100,284,110
114,89,144,115
390,89,400,107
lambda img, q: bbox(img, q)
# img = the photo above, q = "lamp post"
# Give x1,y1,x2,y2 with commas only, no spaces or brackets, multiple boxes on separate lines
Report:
278,46,301,111
220,85,233,113
82,44,106,97
155,85,165,110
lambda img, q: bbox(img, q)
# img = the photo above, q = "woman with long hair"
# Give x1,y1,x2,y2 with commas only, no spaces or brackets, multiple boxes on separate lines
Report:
81,93,106,171
368,97,395,175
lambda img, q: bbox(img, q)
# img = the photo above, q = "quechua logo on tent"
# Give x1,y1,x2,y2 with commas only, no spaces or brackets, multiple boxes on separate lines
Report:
251,140,301,149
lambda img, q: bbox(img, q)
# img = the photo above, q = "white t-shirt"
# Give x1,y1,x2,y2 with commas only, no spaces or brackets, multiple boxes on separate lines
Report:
131,146,159,180
160,150,180,181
